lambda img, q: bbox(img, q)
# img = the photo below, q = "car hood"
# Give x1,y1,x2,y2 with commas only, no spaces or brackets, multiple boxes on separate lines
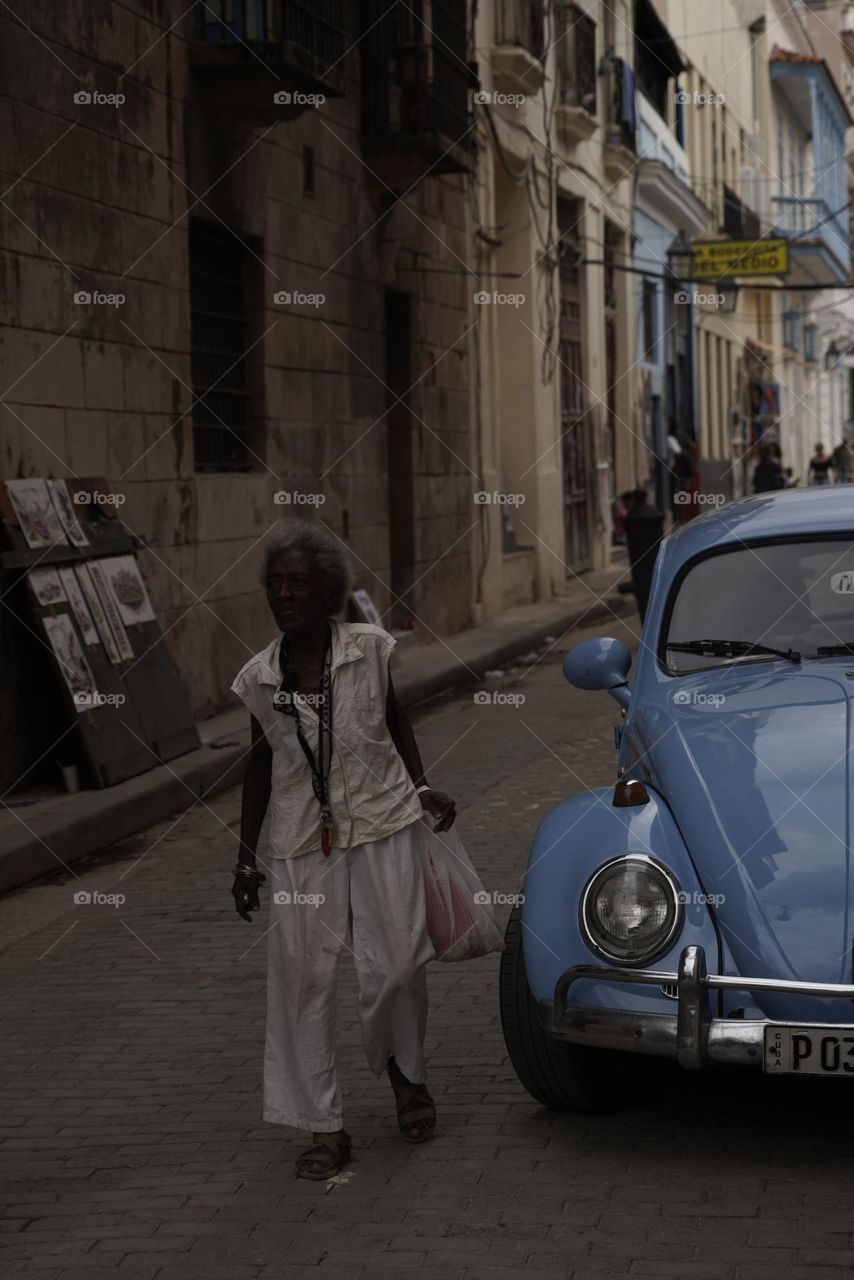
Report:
637,669,854,1018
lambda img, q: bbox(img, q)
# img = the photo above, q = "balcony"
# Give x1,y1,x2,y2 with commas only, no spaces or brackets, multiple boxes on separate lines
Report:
556,3,598,145
191,1,344,123
771,195,850,285
493,0,545,92
636,158,712,236
722,184,761,240
634,0,683,120
770,48,851,284
360,0,472,192
603,56,637,181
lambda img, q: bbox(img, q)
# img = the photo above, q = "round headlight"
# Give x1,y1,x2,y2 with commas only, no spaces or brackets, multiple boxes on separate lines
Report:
580,856,681,965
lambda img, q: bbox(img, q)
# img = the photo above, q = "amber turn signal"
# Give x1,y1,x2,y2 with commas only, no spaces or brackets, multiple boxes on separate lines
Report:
612,778,650,807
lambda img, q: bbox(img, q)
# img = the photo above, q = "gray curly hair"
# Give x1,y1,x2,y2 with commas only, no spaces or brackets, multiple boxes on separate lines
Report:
259,519,351,615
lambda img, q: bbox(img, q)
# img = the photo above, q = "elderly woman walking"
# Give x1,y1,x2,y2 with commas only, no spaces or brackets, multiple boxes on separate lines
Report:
230,519,461,1180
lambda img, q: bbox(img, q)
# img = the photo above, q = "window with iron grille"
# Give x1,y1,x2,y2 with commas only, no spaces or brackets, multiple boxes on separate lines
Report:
804,323,817,363
782,309,800,353
280,0,345,67
195,0,345,67
189,221,253,472
558,4,597,113
642,278,657,359
722,184,743,236
496,0,545,58
360,0,468,142
604,222,620,311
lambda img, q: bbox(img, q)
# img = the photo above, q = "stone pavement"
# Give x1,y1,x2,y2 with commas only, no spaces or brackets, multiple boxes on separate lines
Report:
3,614,854,1280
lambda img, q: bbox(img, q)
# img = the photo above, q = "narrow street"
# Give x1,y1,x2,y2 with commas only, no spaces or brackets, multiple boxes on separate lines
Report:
2,614,854,1280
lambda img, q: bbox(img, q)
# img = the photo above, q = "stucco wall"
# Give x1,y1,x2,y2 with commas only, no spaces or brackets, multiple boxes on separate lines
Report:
0,3,473,785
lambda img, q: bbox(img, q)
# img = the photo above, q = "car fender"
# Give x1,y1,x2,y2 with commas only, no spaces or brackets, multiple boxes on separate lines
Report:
521,785,721,1013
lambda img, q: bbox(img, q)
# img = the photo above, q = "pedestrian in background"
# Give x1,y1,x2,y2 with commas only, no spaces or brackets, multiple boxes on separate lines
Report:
808,443,833,486
229,519,461,1179
672,431,700,523
832,439,853,483
626,485,659,518
752,444,784,494
666,420,690,516
612,490,633,545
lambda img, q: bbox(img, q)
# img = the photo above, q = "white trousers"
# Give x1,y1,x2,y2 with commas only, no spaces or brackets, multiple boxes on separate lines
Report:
263,817,435,1132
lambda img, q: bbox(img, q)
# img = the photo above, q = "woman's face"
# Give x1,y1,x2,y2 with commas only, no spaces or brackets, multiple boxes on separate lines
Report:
265,549,328,634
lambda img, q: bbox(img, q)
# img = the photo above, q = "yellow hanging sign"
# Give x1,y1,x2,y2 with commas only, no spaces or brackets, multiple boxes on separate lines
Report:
691,238,790,279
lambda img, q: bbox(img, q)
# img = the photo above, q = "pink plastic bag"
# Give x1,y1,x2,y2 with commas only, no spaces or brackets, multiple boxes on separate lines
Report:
416,815,504,963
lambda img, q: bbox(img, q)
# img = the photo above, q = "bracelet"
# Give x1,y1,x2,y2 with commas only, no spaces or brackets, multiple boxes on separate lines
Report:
416,784,431,794
233,863,266,883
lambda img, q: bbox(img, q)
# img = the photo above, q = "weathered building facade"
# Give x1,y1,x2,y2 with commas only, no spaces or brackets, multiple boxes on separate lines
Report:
0,1,474,785
471,0,638,620
661,0,853,496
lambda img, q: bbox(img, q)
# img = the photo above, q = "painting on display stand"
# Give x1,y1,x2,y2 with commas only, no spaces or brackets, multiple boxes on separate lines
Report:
5,479,67,549
75,563,122,665
47,478,89,548
59,567,99,646
97,555,156,627
87,560,134,662
43,614,99,712
28,567,67,607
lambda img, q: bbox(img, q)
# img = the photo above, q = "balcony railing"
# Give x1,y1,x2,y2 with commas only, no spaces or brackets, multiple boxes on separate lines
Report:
557,3,597,113
496,0,545,58
195,1,344,64
771,195,849,272
192,1,345,119
360,0,471,183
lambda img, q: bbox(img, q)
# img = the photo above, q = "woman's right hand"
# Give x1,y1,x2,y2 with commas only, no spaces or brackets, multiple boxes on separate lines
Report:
232,870,263,922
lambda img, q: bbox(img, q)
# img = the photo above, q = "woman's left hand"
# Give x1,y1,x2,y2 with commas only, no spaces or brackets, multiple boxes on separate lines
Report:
420,788,456,831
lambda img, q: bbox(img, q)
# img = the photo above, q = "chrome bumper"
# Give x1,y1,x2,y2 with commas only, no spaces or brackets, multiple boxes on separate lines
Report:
542,945,854,1068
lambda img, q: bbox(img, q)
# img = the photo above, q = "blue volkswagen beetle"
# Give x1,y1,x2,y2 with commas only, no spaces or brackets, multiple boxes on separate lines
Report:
500,488,854,1109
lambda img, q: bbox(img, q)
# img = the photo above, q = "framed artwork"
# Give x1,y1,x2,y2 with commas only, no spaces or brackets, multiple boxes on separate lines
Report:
47,478,89,548
43,614,98,712
88,560,134,662
28,567,67,607
75,563,122,665
97,555,156,626
5,479,67,549
59,567,99,646
350,588,382,626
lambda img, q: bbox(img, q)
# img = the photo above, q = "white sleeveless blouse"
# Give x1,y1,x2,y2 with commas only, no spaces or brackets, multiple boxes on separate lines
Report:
231,621,422,858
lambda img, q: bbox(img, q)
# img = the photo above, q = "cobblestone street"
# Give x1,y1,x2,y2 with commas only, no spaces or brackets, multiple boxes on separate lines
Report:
3,615,854,1280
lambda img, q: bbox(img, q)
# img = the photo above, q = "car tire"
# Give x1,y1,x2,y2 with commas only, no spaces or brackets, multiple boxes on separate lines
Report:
499,904,625,1113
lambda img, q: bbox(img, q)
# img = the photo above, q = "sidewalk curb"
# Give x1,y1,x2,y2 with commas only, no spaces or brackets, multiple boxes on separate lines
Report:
0,589,636,894
392,588,635,706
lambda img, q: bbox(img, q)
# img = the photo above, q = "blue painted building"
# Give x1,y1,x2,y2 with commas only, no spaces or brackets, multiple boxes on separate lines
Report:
769,46,851,286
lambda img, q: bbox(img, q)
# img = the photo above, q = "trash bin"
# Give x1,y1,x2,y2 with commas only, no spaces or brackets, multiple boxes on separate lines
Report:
623,513,665,623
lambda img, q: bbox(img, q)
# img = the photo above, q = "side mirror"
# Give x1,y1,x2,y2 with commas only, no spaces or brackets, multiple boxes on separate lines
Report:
563,637,632,709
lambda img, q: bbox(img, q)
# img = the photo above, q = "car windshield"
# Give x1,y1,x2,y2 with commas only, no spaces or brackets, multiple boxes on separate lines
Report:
663,539,854,673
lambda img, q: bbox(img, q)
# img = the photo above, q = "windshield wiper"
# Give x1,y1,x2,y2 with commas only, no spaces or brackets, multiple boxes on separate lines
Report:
666,639,801,663
813,644,854,656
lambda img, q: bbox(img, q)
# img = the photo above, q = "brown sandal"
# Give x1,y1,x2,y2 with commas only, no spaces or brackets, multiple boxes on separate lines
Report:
387,1058,436,1143
295,1130,352,1180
